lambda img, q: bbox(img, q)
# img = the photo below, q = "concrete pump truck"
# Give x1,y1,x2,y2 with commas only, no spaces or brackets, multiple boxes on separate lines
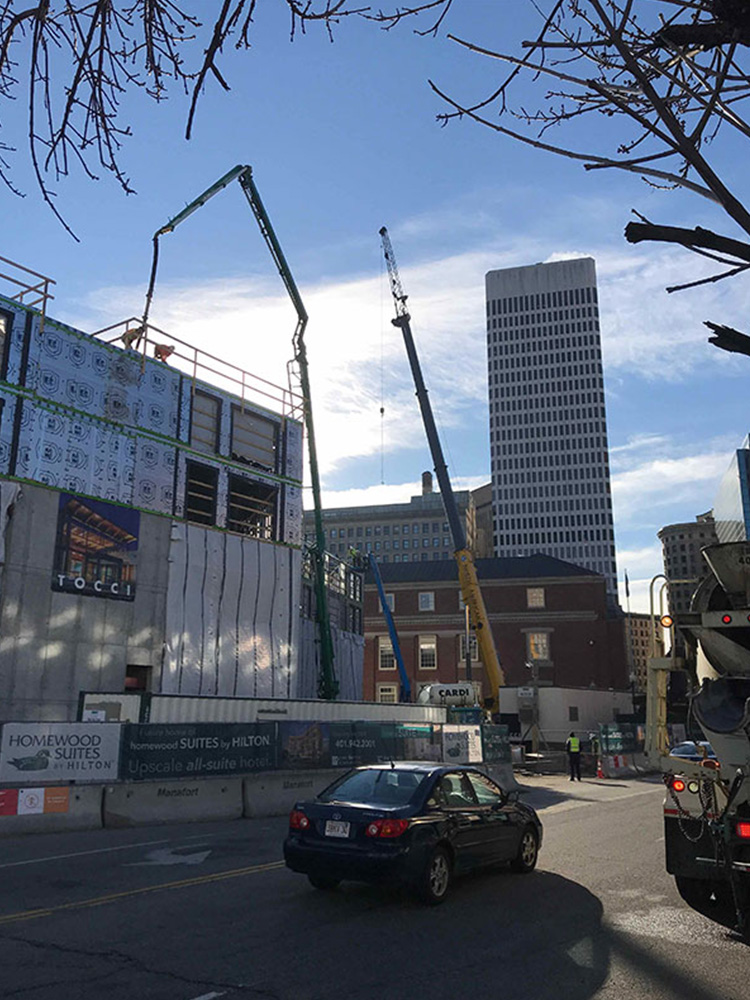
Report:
652,540,750,937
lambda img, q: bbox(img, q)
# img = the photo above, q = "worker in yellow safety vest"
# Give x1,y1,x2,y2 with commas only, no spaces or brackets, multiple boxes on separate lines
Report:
565,732,582,781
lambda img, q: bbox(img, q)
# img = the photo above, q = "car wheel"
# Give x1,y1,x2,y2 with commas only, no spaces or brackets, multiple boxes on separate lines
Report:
511,826,539,873
307,874,340,891
417,846,452,905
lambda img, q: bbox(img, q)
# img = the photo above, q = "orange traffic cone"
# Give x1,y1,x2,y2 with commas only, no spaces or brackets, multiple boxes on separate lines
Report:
596,758,605,779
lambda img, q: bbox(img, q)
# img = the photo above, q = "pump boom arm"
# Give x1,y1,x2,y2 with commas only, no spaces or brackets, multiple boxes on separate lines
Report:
145,166,338,699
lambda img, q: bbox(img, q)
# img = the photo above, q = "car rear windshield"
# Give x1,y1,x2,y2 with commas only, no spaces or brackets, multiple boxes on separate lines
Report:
319,768,428,806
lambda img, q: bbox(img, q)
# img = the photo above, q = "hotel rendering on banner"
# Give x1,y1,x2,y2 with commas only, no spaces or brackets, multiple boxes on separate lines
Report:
52,493,139,601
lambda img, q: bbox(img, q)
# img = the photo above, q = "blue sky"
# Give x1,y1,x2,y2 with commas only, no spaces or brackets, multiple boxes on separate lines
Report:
3,2,750,614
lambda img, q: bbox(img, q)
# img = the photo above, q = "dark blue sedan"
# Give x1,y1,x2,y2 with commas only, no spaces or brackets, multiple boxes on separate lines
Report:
283,762,542,904
669,741,715,762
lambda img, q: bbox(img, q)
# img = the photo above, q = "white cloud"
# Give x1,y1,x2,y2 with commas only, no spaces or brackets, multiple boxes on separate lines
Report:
62,202,748,581
611,450,730,529
316,474,490,511
617,544,664,577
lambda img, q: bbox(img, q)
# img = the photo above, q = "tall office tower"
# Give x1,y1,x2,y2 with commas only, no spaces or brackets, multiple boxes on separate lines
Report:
486,257,618,601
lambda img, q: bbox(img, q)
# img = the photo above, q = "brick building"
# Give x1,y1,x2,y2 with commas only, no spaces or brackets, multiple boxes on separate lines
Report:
364,556,628,704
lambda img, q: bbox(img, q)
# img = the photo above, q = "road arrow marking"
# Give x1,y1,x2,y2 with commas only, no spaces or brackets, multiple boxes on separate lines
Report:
126,847,212,867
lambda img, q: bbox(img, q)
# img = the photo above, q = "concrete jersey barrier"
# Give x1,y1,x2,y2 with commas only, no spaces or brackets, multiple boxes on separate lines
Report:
0,785,103,837
104,778,244,827
243,768,346,817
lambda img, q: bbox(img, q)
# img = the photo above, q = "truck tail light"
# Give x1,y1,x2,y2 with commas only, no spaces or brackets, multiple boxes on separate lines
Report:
365,818,410,838
736,821,750,839
289,809,310,830
670,777,686,793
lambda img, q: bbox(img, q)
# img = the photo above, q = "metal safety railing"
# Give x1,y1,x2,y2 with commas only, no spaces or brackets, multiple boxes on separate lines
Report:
90,317,304,421
0,255,56,332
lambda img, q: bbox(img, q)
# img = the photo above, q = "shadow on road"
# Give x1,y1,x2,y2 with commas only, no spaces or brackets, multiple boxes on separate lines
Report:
287,870,609,1000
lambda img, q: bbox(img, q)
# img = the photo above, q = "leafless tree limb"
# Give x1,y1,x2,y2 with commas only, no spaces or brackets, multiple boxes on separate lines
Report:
433,1,750,289
0,0,453,234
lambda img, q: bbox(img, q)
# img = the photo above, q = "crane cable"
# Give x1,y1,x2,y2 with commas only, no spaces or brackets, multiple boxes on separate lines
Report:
380,251,386,484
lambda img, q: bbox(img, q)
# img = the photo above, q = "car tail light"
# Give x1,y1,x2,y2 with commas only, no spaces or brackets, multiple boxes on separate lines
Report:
289,809,310,830
365,818,410,838
671,778,686,793
736,821,750,839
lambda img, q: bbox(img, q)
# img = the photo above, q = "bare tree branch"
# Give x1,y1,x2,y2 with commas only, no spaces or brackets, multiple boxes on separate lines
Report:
431,1,750,289
0,0,452,234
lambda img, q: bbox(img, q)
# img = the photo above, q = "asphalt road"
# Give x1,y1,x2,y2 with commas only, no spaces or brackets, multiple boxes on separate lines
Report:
0,774,747,1000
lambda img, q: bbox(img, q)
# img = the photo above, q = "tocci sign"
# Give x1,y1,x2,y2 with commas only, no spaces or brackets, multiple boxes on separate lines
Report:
54,574,135,599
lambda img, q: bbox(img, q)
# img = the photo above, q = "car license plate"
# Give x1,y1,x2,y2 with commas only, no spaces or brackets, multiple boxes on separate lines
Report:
325,820,350,838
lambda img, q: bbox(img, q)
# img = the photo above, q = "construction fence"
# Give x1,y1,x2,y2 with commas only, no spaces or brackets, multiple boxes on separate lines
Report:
0,720,511,790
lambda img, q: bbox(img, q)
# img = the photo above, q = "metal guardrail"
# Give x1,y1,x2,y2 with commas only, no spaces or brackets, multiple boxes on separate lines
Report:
90,316,304,421
0,255,56,332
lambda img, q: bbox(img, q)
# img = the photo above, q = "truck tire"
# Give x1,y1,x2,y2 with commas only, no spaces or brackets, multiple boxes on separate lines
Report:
675,876,734,926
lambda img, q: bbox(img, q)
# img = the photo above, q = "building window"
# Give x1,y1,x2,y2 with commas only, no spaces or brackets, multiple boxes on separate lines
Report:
527,631,551,661
418,591,435,612
459,633,478,661
378,636,396,670
527,587,545,608
185,461,218,526
419,635,437,670
0,309,11,379
125,664,152,691
383,592,395,613
190,390,220,454
231,405,278,471
227,474,277,540
569,706,579,722
377,684,398,704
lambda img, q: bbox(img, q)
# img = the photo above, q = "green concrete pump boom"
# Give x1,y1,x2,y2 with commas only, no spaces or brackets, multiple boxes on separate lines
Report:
144,165,338,699
379,226,505,711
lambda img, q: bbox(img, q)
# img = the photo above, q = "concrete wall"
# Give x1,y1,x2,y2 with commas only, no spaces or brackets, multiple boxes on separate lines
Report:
0,483,171,721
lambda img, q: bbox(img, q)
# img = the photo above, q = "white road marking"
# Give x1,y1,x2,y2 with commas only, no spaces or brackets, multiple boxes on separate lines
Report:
126,847,212,867
0,838,172,869
189,993,225,1000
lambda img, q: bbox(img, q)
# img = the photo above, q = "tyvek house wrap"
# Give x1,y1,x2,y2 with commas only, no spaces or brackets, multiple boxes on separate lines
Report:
162,521,300,698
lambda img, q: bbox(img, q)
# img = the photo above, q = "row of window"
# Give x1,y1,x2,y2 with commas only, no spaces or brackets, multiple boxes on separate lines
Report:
324,521,450,539
327,537,452,554
487,286,597,314
376,628,551,672
191,389,279,474
499,497,607,515
378,587,545,615
491,334,599,356
185,460,277,539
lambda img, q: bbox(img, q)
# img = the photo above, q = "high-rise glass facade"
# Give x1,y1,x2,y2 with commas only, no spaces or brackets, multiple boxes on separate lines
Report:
712,435,750,543
486,257,618,599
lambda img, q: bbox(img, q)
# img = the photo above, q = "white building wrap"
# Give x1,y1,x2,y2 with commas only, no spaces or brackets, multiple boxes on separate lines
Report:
162,523,301,699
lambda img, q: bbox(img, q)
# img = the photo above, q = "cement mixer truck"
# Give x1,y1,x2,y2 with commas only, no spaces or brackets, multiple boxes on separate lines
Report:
653,541,750,937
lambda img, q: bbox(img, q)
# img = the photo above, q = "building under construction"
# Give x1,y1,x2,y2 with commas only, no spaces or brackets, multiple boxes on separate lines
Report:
0,258,363,721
